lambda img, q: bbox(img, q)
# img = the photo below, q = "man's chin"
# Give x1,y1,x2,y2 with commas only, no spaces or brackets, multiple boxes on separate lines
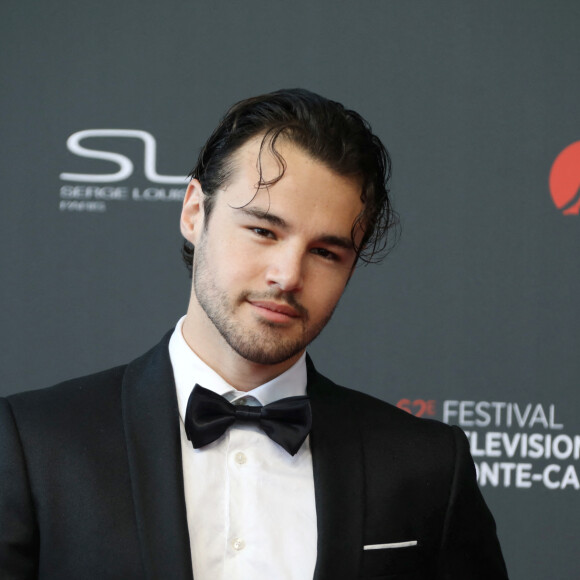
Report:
228,337,306,367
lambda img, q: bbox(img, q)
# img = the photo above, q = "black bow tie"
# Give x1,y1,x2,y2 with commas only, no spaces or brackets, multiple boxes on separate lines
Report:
185,384,312,456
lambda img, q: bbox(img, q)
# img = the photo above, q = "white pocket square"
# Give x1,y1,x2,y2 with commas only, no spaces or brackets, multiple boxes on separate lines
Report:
363,540,418,550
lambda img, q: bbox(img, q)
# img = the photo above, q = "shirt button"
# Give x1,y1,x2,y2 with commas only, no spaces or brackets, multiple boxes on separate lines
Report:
232,537,246,551
235,451,247,465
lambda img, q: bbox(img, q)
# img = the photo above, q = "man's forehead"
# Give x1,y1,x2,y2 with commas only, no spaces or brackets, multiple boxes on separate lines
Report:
217,137,313,208
225,136,362,199
211,134,365,243
231,134,309,181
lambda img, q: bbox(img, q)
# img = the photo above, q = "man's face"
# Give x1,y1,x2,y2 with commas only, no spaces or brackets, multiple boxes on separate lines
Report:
182,137,364,368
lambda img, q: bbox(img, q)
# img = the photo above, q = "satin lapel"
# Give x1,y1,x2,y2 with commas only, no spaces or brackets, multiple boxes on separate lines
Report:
122,332,194,580
307,359,365,580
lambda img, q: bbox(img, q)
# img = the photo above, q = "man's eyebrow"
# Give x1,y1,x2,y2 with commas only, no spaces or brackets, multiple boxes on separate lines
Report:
237,206,354,250
317,234,354,251
237,206,288,228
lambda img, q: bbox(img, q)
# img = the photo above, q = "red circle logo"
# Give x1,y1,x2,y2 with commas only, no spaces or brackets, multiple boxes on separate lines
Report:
549,141,580,215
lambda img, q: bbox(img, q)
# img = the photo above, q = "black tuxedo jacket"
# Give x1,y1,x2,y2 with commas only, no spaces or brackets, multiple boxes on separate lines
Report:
1,333,508,579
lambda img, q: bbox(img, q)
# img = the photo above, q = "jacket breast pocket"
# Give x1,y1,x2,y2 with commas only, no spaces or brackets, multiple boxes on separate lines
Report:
359,544,424,579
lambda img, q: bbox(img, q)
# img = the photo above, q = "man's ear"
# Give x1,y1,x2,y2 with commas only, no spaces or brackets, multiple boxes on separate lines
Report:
180,179,205,244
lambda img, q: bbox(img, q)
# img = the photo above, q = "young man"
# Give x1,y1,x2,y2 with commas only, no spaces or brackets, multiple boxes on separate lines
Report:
0,89,508,579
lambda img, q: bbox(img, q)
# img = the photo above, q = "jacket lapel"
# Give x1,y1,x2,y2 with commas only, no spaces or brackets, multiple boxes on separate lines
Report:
307,358,365,580
122,332,194,580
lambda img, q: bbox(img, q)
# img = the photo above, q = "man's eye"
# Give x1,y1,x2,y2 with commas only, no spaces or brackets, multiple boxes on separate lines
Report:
311,248,337,261
251,227,275,238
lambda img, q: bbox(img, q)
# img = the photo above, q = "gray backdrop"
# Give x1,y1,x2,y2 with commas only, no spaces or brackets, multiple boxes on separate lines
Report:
2,1,579,578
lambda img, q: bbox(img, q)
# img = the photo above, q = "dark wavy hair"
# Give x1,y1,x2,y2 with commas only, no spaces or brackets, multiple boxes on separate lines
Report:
182,88,397,271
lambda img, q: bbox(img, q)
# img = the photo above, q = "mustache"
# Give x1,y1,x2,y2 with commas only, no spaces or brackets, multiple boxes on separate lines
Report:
242,291,309,319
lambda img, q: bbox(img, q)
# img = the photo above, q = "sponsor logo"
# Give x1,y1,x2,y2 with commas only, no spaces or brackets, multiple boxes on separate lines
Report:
398,398,579,490
549,141,580,215
396,399,436,418
58,129,187,212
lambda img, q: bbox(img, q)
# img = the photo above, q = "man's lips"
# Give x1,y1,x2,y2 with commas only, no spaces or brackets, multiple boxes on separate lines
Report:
248,300,301,320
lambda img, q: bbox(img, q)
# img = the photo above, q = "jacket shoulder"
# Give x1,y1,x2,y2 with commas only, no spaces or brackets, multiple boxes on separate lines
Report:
4,329,174,420
2,365,129,450
310,368,454,440
5,364,128,415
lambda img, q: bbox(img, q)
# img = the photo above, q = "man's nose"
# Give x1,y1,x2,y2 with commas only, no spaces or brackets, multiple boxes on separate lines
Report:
266,246,305,292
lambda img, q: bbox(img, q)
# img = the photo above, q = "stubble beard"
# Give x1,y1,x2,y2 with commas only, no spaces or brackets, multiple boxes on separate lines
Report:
192,238,335,366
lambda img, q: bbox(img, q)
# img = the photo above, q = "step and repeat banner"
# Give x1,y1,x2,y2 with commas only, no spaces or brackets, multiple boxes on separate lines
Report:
2,1,579,578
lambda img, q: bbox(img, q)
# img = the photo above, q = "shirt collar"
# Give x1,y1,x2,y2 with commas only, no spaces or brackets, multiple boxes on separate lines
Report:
169,316,307,422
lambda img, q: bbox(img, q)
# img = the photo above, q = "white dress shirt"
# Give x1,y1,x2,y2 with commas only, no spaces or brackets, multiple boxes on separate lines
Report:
169,316,317,580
